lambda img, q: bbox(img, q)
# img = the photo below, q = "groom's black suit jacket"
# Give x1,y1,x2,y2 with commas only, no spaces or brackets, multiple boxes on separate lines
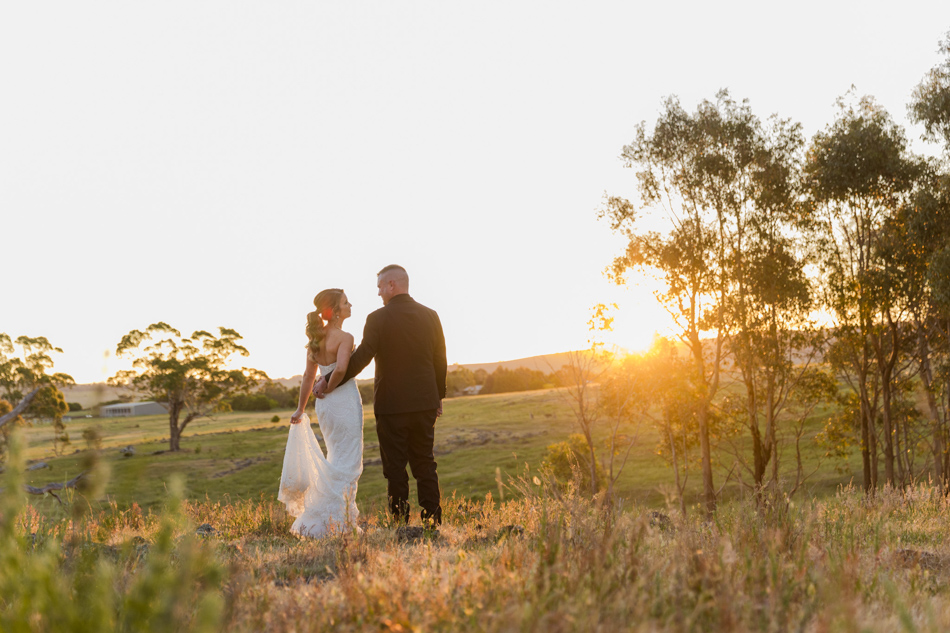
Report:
338,294,447,415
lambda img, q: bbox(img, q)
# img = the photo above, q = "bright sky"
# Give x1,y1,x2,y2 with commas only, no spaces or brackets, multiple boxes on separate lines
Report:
3,2,949,384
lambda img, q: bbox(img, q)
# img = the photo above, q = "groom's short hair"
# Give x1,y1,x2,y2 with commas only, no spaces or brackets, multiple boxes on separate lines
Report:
378,264,408,278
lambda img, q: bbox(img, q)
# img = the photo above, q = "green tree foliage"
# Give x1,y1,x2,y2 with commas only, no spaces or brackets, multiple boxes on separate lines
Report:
222,379,296,412
256,380,297,409
910,31,950,152
358,382,374,404
109,323,265,452
480,367,555,395
229,394,278,412
446,367,476,396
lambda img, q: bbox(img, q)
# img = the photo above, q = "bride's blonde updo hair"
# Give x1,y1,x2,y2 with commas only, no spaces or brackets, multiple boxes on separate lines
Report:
306,288,344,361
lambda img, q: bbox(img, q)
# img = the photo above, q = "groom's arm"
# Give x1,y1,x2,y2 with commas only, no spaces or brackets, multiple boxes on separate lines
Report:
341,314,379,383
433,311,447,400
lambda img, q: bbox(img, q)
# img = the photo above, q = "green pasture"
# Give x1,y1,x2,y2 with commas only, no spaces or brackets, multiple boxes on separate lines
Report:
19,387,866,516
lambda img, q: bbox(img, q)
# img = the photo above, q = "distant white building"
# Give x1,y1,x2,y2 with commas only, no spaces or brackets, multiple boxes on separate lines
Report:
101,402,168,417
462,385,483,396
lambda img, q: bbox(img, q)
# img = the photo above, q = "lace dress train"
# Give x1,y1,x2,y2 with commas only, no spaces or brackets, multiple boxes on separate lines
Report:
278,363,364,538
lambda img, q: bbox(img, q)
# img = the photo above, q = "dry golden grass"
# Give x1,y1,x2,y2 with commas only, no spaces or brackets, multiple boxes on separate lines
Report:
9,466,950,632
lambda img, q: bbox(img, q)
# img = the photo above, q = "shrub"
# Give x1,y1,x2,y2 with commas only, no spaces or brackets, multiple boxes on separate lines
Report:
270,415,280,423
81,426,103,450
358,383,374,404
542,433,606,492
67,402,83,412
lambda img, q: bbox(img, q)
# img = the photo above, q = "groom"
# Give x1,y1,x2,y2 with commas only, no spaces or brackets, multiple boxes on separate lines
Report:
314,264,447,526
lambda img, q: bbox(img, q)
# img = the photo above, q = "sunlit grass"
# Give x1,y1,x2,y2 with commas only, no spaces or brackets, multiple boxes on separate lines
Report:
8,458,950,632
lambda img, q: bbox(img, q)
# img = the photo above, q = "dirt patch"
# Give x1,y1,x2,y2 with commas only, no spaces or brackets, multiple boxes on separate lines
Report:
434,429,548,456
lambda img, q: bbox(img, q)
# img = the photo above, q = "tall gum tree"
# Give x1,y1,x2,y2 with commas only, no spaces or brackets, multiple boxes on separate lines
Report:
879,176,950,486
714,112,829,496
804,93,921,492
605,91,786,514
109,323,266,452
909,34,950,488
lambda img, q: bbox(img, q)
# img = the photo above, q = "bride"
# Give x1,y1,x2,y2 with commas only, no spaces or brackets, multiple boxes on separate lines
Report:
278,288,364,538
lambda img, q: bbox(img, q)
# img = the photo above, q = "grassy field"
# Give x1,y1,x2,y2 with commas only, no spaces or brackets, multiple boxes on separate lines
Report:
5,460,950,632
6,388,947,632
17,386,865,519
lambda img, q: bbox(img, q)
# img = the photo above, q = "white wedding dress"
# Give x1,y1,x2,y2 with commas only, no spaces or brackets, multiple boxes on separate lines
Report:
278,363,364,538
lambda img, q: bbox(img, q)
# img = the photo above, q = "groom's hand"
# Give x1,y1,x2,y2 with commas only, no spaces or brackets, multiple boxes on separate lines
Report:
312,377,328,399
436,400,443,418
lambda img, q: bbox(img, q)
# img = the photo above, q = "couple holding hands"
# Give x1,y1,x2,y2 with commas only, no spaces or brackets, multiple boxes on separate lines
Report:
277,264,447,538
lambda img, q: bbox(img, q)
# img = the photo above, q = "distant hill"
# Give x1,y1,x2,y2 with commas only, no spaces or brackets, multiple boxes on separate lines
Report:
59,383,127,409
60,352,577,407
451,352,577,374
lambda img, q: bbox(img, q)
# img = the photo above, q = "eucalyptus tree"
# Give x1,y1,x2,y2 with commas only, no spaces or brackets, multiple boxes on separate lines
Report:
0,334,74,461
804,94,922,491
884,171,950,486
909,31,950,487
910,31,950,153
109,323,266,452
604,91,813,511
716,114,829,495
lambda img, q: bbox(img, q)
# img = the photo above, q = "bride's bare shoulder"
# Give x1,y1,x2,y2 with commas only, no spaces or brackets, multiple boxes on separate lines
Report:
325,328,353,354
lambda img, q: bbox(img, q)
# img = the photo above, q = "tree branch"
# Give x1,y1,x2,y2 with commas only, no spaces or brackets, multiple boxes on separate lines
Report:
0,472,85,505
0,387,41,429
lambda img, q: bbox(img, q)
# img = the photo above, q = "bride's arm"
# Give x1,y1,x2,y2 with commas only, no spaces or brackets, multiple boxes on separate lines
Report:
324,333,354,394
291,354,319,424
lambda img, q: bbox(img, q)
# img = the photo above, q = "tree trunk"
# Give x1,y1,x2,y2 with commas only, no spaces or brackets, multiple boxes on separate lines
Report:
587,437,598,496
750,420,766,488
918,324,946,489
858,375,873,494
698,401,715,516
768,372,780,488
745,363,767,490
871,314,900,488
690,332,716,516
879,371,896,487
868,387,879,491
668,425,687,518
168,402,183,452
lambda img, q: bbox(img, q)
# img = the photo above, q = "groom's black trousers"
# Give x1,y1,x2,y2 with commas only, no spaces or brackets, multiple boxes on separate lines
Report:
375,408,442,525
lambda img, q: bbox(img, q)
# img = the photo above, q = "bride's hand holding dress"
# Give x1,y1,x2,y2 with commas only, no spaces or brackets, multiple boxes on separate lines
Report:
278,294,364,538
